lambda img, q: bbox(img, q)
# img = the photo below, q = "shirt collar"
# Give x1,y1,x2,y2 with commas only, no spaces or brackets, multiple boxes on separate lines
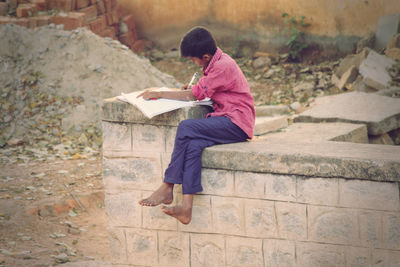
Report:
203,47,222,74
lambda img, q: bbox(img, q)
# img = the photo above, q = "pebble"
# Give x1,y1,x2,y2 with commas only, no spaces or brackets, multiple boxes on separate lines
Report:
53,253,69,263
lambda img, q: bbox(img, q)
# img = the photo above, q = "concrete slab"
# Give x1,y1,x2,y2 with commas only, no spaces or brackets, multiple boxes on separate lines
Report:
294,92,400,135
202,140,400,182
256,122,368,143
254,116,288,136
375,14,400,51
359,50,395,90
255,105,290,116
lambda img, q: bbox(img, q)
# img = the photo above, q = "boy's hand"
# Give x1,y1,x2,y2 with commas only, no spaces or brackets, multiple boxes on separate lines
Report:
181,84,189,90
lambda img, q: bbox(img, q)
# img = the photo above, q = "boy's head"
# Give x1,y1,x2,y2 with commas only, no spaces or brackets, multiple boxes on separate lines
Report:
180,27,217,66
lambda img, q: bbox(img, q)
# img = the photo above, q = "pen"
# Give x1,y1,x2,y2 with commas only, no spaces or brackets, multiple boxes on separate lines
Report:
186,72,198,90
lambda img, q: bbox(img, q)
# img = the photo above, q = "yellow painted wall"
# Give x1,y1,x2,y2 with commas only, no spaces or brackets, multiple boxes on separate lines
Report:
118,0,400,52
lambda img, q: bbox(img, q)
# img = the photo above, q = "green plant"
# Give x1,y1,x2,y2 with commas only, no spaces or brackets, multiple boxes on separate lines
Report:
282,13,310,61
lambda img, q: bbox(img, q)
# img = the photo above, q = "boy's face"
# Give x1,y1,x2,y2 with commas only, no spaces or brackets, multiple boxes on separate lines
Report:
189,54,212,68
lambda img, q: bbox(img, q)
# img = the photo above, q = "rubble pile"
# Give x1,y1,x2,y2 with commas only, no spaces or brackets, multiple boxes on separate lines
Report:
0,23,177,163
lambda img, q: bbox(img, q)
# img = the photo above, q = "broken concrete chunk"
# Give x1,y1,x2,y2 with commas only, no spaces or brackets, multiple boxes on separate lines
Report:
388,128,400,145
356,33,375,54
335,48,370,78
337,65,358,90
352,76,378,92
359,50,396,90
387,33,400,49
385,47,400,61
375,14,400,51
369,133,395,145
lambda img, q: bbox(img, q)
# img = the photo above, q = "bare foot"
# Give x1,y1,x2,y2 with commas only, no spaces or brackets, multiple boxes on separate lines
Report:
161,205,192,224
138,183,173,206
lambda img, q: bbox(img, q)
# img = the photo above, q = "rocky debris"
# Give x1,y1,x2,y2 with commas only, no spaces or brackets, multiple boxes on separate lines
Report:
0,24,178,163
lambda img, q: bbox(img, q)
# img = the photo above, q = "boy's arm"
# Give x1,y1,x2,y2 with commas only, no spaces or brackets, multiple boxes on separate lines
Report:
138,88,196,101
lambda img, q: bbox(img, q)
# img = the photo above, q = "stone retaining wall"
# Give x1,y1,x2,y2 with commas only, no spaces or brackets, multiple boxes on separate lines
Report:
102,99,400,266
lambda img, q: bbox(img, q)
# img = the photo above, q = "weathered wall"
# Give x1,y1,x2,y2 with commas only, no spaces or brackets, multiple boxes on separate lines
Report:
118,0,400,53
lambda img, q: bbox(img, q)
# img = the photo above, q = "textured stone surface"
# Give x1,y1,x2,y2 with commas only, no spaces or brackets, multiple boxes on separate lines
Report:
263,239,295,267
296,242,345,266
255,104,290,116
275,202,307,240
297,177,339,205
244,199,277,238
190,234,225,267
158,231,189,267
200,169,234,196
226,236,263,267
295,92,400,135
211,196,244,235
125,228,157,266
105,191,141,227
254,115,288,136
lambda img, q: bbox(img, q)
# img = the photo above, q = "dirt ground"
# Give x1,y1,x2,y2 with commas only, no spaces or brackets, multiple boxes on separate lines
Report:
0,157,109,266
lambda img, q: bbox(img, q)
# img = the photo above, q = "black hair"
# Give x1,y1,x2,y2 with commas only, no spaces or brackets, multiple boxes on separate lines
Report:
180,26,217,58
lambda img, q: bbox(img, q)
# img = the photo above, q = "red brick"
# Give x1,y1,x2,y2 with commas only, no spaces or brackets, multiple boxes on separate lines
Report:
88,14,106,34
105,6,118,25
120,14,135,32
115,4,125,18
50,11,86,30
103,0,111,12
29,15,50,26
47,0,74,11
0,2,8,16
17,0,29,4
78,4,96,22
118,30,135,48
98,26,116,39
16,3,36,17
0,16,15,25
13,17,29,27
75,0,89,10
95,0,105,15
31,0,47,11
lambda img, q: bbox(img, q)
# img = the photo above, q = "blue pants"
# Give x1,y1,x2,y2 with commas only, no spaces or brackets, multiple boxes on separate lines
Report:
164,116,248,194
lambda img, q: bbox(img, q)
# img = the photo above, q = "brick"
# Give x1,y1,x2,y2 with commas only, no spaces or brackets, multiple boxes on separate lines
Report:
263,239,296,267
372,249,400,267
95,0,105,15
0,2,8,16
75,0,89,9
77,4,96,22
16,3,36,17
120,14,135,33
211,196,244,235
0,16,14,25
234,171,264,198
308,206,359,245
50,12,86,30
359,211,383,248
31,0,46,11
105,192,141,227
200,169,234,196
102,121,131,152
339,179,400,211
275,202,306,240
382,212,400,250
190,233,225,267
244,199,277,238
165,126,177,153
264,173,296,202
142,203,178,231
297,177,338,205
132,124,165,152
102,156,162,192
345,247,372,267
98,26,116,39
12,17,29,27
103,0,111,12
179,195,211,233
47,0,74,11
158,231,189,267
88,14,106,34
108,227,127,264
125,228,157,266
105,5,119,25
29,15,50,26
296,242,345,266
226,236,263,267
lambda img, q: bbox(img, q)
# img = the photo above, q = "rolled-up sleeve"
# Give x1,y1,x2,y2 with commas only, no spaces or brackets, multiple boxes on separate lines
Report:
191,66,229,100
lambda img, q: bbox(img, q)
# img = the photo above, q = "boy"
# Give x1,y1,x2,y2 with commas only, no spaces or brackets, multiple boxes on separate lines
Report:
138,26,255,224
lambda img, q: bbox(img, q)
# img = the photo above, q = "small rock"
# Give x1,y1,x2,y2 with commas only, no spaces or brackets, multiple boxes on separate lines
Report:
53,253,69,263
290,101,302,111
252,56,272,69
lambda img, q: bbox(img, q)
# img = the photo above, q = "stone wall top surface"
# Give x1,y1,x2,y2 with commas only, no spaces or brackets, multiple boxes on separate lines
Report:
202,140,400,182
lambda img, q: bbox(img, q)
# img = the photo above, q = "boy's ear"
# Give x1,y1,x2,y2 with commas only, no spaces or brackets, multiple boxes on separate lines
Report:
202,54,212,62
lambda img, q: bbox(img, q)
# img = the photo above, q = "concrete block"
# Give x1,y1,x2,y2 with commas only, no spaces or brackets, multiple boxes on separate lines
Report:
345,247,372,267
339,179,400,211
211,196,244,235
103,156,162,192
234,171,265,198
200,169,234,196
255,105,290,116
387,33,400,49
297,177,339,206
132,124,166,153
359,211,383,248
179,195,212,233
108,227,127,264
142,205,177,231
382,212,400,250
226,236,263,267
102,121,131,152
373,249,400,267
105,192,141,227
295,91,400,135
190,233,225,267
263,239,295,267
275,202,306,240
335,48,369,78
254,115,288,136
336,65,358,90
125,228,157,266
385,47,400,61
360,50,395,90
308,205,359,245
158,231,189,267
375,14,400,51
244,199,277,238
296,242,345,267
264,174,296,202
165,126,177,153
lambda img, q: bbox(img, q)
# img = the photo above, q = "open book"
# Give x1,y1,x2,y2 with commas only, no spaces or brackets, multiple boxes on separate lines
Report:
117,87,213,119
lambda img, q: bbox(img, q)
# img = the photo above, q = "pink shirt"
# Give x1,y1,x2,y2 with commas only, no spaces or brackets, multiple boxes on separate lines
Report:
191,48,255,138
